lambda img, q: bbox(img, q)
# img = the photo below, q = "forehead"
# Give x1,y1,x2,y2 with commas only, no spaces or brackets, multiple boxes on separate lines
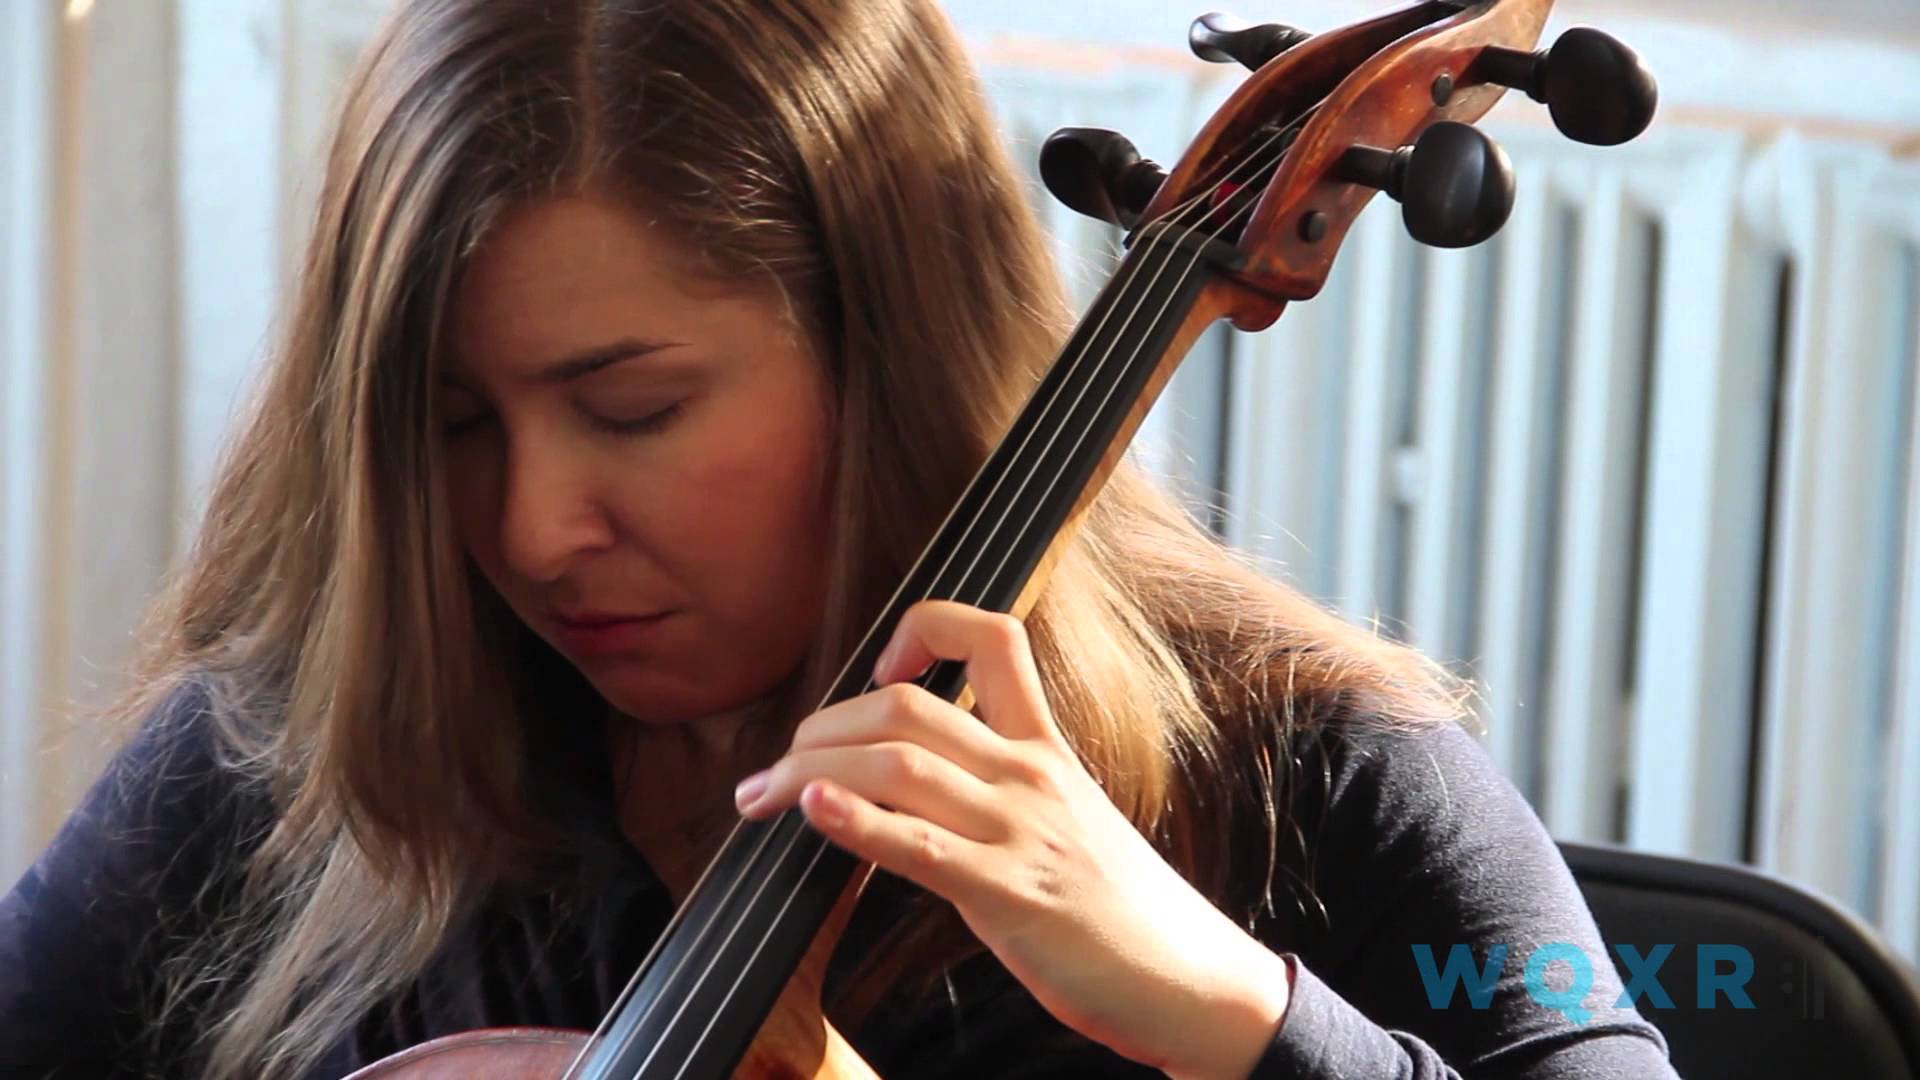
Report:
444,194,778,377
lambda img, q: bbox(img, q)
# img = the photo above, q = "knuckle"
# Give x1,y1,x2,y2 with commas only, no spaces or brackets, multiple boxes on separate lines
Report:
987,614,1028,653
775,756,803,787
905,823,947,869
879,681,920,711
901,600,936,629
1003,748,1059,791
787,713,822,753
878,742,925,785
878,683,927,728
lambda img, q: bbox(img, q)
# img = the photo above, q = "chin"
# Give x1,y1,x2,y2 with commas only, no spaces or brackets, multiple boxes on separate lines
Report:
582,666,741,726
586,648,808,727
588,678,697,725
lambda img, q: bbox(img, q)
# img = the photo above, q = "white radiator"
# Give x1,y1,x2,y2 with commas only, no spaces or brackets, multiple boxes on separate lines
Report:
985,56,1920,960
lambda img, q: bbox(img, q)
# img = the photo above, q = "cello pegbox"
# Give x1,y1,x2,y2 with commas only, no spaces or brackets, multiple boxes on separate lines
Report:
1222,0,1556,316
1125,1,1576,332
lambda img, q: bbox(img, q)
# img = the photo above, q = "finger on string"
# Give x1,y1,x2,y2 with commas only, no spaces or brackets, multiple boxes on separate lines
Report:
740,742,1009,845
798,779,1004,906
787,683,1020,781
873,600,1055,744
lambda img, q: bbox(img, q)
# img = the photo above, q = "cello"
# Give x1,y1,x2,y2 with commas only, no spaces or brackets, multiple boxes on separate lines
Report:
350,2,1656,1076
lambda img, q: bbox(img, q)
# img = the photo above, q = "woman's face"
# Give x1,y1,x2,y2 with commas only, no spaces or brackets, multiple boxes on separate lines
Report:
441,193,834,726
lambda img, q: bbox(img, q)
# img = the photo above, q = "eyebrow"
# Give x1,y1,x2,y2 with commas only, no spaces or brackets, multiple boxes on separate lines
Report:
440,338,685,388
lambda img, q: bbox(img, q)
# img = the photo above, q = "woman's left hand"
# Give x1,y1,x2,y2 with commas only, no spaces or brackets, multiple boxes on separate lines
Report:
732,599,1293,1080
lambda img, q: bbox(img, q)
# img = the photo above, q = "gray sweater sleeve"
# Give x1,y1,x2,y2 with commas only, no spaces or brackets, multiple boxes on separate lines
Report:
1250,720,1679,1078
0,682,252,1079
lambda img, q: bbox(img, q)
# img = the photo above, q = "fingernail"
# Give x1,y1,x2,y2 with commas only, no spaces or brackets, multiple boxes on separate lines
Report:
874,636,899,680
734,770,769,811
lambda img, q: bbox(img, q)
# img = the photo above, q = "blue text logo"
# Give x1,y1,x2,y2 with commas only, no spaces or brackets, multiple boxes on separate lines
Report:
1413,942,1756,1025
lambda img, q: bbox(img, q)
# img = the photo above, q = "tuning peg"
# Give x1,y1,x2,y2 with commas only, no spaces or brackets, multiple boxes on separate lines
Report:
1189,12,1311,71
1039,127,1167,229
1474,27,1657,146
1336,121,1514,248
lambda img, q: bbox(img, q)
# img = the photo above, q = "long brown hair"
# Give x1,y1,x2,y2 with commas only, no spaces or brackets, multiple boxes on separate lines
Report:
113,1,1471,1075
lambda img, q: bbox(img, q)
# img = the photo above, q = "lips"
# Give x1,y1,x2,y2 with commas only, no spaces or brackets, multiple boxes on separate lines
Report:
552,609,662,628
547,609,676,657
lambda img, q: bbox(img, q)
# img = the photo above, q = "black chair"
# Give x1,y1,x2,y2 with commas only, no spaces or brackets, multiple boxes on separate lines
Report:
1561,840,1920,1080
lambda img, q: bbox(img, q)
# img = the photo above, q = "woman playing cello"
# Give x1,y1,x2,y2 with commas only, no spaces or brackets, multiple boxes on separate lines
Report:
2,2,1677,1077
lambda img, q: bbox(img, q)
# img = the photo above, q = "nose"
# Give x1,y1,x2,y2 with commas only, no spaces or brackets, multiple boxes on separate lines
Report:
495,432,616,584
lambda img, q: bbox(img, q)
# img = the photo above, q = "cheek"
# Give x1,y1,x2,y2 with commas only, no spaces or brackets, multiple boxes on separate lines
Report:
672,400,832,607
707,419,828,546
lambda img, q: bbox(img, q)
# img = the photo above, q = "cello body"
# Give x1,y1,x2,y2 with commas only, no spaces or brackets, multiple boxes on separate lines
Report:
345,873,881,1079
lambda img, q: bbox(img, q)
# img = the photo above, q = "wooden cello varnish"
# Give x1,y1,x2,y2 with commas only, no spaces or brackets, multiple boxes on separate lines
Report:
345,866,881,1078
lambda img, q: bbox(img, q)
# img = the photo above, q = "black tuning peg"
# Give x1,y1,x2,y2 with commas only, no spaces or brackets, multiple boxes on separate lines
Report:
1474,27,1657,146
1189,12,1311,71
1336,121,1515,248
1039,127,1167,229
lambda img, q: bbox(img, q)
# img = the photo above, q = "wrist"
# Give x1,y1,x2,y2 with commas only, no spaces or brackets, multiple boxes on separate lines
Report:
1161,940,1295,1080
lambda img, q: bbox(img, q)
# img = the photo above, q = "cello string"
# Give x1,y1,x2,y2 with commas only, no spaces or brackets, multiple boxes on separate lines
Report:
575,103,1305,1080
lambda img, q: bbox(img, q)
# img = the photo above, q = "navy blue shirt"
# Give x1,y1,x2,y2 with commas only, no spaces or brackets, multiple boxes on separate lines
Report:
1,682,1679,1078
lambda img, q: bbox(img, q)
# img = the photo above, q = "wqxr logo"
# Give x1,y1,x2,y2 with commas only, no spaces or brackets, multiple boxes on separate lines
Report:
1410,943,1816,1025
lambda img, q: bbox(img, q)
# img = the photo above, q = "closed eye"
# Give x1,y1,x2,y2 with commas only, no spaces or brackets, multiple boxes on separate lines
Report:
436,379,492,439
436,400,688,440
441,410,494,439
588,400,685,437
